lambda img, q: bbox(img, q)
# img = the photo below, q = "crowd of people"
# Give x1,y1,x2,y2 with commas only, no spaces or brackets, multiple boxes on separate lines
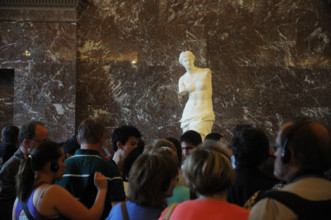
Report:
0,116,330,220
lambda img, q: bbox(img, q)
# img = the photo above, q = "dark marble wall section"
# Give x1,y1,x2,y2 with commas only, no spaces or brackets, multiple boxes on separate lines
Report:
0,69,14,129
76,0,331,144
1,0,330,145
212,66,331,137
0,21,76,142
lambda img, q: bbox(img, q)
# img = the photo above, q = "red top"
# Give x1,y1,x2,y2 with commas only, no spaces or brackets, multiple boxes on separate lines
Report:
159,198,249,220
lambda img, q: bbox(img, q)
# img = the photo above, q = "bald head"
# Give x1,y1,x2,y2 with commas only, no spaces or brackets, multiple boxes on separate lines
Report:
282,121,331,171
310,122,331,145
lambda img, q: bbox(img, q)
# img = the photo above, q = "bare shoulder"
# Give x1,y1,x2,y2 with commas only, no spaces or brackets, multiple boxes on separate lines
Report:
179,73,189,85
45,184,70,195
45,184,78,204
179,72,188,80
202,68,211,74
197,68,211,78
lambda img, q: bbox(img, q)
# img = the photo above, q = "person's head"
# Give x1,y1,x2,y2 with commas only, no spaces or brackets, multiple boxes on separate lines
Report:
274,117,331,181
145,139,180,169
166,137,183,166
179,51,195,71
231,127,269,167
18,121,49,155
183,141,235,197
122,146,144,181
149,138,177,153
1,125,19,145
78,117,105,147
16,141,65,201
205,132,224,143
112,125,141,156
180,130,202,160
128,152,178,207
233,124,252,137
62,135,80,158
0,144,17,165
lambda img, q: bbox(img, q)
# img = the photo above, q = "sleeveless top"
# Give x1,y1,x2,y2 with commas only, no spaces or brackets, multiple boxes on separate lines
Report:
15,182,63,220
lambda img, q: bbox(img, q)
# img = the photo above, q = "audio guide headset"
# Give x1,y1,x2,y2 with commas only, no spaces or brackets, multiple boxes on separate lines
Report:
281,120,313,164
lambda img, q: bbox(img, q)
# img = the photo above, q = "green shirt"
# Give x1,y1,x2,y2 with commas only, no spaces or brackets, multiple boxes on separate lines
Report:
57,149,125,218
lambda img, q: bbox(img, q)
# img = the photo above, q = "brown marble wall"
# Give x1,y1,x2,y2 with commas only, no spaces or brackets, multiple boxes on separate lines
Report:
0,69,14,129
76,0,331,144
1,0,330,144
0,22,76,141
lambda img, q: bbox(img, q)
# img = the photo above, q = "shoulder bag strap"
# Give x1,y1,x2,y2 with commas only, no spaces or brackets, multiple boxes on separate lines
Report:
163,203,178,220
22,201,35,220
121,202,129,220
262,190,331,219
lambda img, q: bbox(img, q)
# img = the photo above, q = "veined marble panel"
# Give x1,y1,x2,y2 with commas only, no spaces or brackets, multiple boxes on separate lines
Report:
1,0,330,144
76,0,331,144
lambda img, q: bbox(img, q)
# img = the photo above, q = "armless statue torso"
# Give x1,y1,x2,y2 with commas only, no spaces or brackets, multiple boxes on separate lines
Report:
178,51,215,140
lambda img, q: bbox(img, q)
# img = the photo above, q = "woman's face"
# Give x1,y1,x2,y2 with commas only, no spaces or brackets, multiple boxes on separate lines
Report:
55,148,66,180
181,56,195,71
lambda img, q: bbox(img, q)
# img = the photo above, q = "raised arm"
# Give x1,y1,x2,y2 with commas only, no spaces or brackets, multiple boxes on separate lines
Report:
52,172,107,220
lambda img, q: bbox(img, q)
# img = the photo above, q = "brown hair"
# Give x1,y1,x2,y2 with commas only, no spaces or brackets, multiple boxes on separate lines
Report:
145,139,179,167
128,152,178,207
16,141,62,201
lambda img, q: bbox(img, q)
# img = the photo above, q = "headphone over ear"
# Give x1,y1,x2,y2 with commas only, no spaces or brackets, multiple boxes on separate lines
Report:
281,137,291,164
50,162,59,172
281,120,313,164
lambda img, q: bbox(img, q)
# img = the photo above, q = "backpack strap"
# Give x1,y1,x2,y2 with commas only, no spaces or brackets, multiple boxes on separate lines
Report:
163,203,178,220
262,190,331,219
21,201,35,220
121,202,129,220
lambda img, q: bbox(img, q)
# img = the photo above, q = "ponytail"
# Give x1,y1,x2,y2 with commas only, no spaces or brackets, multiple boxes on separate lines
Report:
16,156,35,201
15,141,62,201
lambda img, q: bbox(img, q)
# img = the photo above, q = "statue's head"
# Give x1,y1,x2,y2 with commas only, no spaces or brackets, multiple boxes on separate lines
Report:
179,51,195,65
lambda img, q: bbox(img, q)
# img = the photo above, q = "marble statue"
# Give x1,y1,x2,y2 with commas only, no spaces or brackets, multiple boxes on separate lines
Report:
178,51,215,140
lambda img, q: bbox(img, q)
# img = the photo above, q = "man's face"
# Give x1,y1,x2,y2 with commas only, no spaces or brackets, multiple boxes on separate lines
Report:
181,141,197,161
121,136,139,156
29,125,49,150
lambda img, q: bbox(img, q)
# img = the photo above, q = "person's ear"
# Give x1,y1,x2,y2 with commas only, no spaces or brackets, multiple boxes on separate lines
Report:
117,141,123,150
45,161,51,172
23,139,31,149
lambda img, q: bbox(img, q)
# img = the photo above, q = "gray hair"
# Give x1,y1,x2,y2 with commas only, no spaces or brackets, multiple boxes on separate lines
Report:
78,118,105,144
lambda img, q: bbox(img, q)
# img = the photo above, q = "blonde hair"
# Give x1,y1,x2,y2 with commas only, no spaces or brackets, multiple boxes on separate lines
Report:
183,142,235,196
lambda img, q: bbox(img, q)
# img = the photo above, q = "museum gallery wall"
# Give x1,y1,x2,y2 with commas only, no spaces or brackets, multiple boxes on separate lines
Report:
0,0,330,144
